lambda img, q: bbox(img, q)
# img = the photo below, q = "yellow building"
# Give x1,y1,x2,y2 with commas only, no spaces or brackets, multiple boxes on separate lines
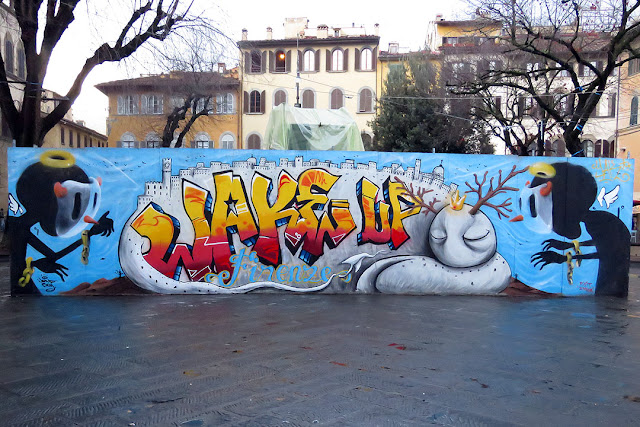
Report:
616,56,640,194
96,69,240,149
237,18,379,148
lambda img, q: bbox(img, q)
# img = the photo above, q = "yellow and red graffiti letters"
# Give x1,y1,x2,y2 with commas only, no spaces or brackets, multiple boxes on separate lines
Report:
209,172,259,272
283,169,356,265
251,171,298,266
357,177,420,249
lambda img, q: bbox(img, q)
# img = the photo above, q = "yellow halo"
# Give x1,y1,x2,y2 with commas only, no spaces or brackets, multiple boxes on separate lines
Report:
529,162,556,179
40,150,75,168
450,190,466,211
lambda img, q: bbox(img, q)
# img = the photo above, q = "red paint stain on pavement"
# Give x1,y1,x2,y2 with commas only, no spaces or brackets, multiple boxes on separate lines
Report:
330,361,347,367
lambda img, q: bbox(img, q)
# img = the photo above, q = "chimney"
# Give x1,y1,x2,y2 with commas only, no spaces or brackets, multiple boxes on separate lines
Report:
241,28,248,40
317,24,328,39
388,42,399,54
266,27,272,40
217,63,226,74
436,14,444,21
374,23,379,36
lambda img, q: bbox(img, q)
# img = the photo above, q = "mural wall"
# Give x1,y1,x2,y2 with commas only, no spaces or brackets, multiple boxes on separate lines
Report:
7,148,633,297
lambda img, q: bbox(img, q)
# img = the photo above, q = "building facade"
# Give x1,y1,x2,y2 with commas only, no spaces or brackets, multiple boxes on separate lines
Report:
96,69,240,149
237,18,379,149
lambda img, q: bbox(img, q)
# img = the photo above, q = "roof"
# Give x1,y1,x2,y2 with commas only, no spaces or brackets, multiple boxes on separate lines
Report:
378,50,438,61
95,71,239,95
436,19,502,28
237,35,379,49
59,118,107,140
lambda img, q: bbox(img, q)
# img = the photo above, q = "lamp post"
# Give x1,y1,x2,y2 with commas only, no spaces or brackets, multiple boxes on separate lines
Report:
295,32,302,107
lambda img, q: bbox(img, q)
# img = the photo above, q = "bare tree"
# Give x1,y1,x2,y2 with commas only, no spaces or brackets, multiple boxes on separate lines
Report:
0,0,200,147
453,0,637,154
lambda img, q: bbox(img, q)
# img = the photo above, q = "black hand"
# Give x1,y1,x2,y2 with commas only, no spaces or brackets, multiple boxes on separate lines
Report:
89,211,114,237
542,239,573,251
32,258,69,281
531,251,568,269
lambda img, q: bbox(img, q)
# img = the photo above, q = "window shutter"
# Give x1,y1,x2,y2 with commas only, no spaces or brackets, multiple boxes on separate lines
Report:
578,63,584,77
494,96,502,113
261,51,267,73
297,50,302,72
609,93,616,117
117,96,123,115
326,49,331,71
244,51,250,73
343,49,348,71
355,48,360,71
269,51,274,73
243,91,249,113
314,49,320,71
228,93,234,113
260,90,265,113
372,47,377,69
286,50,291,72
141,95,148,114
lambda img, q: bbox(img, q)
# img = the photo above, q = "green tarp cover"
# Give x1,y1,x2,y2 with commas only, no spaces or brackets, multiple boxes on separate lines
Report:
265,104,364,151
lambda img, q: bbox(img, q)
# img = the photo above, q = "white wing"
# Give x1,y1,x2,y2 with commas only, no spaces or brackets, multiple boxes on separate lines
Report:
597,187,605,207
603,185,620,209
8,194,23,215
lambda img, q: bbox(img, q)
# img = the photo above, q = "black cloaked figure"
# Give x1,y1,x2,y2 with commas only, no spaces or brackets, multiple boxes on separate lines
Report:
525,162,629,297
10,151,113,295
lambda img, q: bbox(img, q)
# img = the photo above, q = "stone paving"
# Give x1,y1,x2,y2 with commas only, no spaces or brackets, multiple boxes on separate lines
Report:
1,259,640,426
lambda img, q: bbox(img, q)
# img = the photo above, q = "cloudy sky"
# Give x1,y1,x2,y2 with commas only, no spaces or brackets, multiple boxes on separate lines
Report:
42,0,466,134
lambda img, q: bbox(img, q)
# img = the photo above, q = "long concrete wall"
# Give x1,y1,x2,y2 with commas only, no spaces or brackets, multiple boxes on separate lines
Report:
8,148,633,296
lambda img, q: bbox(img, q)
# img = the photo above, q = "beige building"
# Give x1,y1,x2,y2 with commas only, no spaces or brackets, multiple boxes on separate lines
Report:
237,18,379,148
96,70,240,149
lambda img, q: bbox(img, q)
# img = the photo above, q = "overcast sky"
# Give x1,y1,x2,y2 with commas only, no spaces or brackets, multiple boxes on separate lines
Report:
42,0,466,134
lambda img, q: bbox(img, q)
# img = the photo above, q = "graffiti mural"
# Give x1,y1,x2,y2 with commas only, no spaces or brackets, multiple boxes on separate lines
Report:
7,148,633,297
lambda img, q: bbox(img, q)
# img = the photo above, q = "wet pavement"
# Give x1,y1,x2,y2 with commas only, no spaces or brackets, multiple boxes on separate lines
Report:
1,260,640,426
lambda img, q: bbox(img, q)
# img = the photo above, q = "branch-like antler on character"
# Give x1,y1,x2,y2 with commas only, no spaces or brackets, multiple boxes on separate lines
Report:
393,177,439,215
465,165,529,219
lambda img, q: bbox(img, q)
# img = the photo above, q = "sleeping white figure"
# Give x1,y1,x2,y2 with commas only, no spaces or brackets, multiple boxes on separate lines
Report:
354,166,528,294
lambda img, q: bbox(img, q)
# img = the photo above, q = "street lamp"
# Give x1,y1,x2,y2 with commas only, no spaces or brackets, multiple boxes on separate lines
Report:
295,31,302,107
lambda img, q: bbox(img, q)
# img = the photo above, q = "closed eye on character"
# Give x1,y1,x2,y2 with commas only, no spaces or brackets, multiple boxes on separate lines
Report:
430,231,446,241
463,229,490,242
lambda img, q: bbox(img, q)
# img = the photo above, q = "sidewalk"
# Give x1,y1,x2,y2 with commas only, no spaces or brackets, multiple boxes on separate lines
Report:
1,261,640,426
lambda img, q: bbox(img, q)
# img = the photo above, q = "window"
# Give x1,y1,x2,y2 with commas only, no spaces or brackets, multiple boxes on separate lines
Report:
142,94,163,114
170,96,185,109
331,49,344,71
303,49,315,71
117,95,138,115
68,130,73,147
144,132,161,148
250,50,262,73
274,50,286,72
247,134,261,149
358,88,373,113
216,93,234,114
16,46,25,79
629,58,640,76
360,48,372,70
556,62,570,77
302,89,315,108
442,37,458,45
60,127,65,146
221,133,236,149
579,61,600,77
361,132,373,148
193,132,211,148
631,96,638,126
274,89,287,106
330,88,344,109
249,90,262,113
84,136,88,148
120,132,137,148
194,97,211,114
4,36,13,74
583,140,595,157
